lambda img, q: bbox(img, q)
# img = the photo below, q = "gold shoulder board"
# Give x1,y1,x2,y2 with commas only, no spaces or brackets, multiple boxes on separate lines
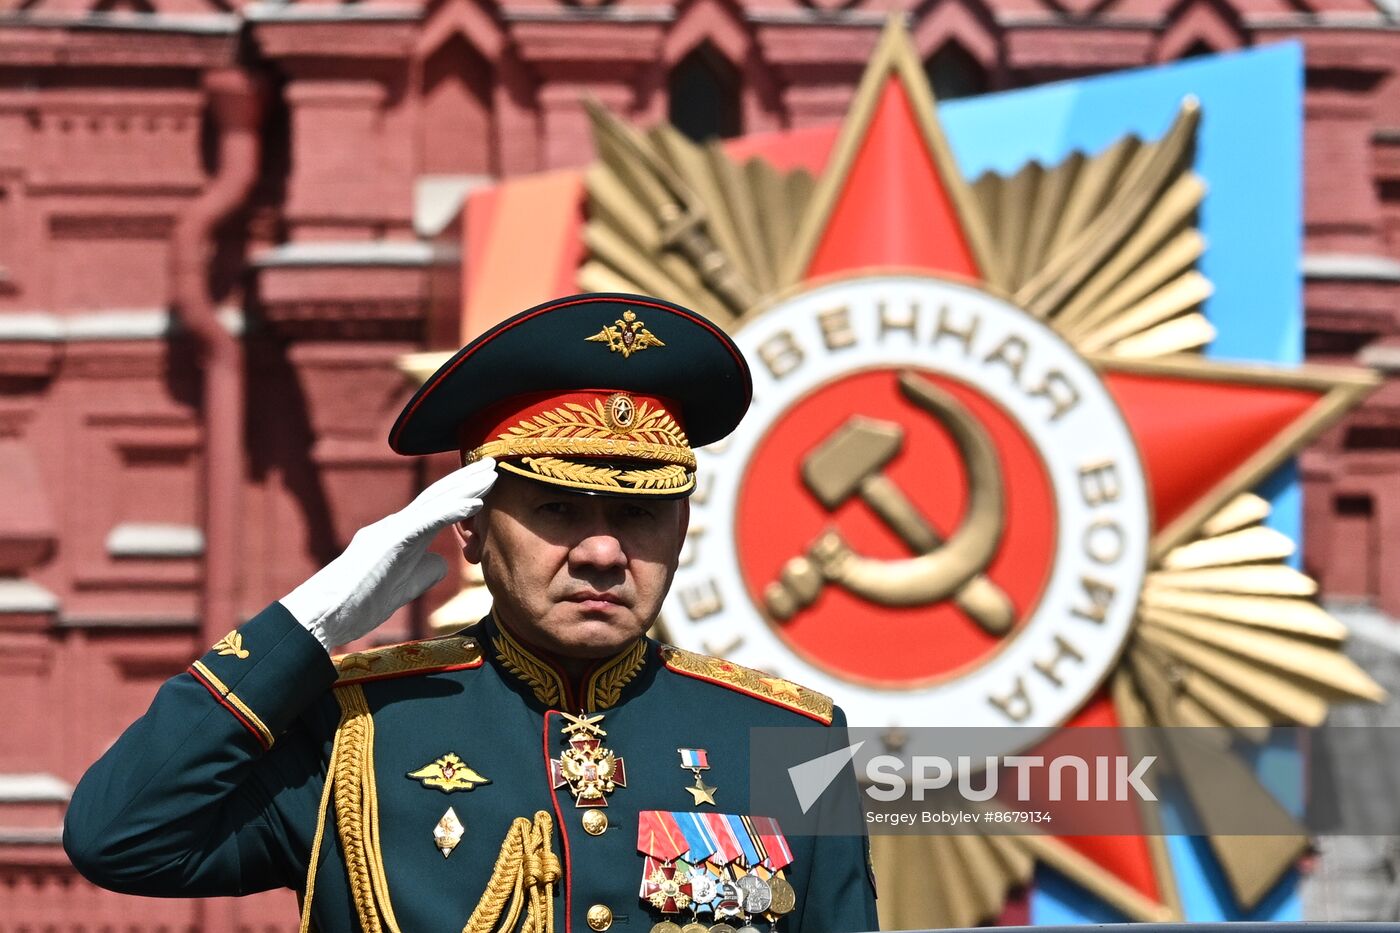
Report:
334,634,483,685
660,645,833,725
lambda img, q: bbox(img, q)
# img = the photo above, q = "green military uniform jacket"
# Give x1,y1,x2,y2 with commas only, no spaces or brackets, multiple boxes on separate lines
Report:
65,603,878,933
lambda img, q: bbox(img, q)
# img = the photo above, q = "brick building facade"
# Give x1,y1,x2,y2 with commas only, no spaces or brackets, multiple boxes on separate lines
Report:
0,0,1398,927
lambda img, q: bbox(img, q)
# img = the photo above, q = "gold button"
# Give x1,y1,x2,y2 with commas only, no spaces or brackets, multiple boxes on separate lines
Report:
587,904,613,931
582,808,608,836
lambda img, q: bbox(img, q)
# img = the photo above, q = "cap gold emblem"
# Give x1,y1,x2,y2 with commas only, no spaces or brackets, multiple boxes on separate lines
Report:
586,310,665,358
606,393,637,431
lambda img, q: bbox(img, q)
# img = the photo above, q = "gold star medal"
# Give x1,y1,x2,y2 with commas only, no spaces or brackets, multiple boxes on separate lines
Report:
678,748,717,806
552,712,627,807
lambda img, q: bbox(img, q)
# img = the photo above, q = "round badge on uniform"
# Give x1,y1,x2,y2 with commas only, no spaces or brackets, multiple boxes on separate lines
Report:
766,877,796,916
581,808,608,836
734,874,772,914
606,393,637,431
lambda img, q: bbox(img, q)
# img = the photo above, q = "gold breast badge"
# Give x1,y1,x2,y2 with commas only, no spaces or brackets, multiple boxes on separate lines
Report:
407,752,491,793
551,712,627,807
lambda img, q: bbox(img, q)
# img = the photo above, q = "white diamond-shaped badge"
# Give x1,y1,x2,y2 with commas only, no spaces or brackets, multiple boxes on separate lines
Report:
433,807,464,858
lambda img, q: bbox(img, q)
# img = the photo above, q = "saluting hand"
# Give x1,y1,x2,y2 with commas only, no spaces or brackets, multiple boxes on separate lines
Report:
280,458,498,651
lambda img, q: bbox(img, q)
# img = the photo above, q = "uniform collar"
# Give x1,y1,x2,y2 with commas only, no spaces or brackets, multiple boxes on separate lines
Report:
486,615,650,713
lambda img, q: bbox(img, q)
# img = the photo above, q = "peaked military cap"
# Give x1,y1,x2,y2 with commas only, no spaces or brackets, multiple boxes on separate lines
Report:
390,293,752,497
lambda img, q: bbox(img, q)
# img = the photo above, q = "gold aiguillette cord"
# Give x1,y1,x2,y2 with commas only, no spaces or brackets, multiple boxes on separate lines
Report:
299,685,560,933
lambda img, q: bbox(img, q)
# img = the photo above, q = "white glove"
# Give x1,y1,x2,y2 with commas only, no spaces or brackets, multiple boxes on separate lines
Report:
281,458,497,651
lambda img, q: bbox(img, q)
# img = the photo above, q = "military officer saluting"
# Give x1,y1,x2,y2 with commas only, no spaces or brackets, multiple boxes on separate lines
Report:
64,294,878,933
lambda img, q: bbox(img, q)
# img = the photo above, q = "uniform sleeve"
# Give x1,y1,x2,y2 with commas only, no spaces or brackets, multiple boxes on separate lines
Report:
63,602,340,898
800,705,879,933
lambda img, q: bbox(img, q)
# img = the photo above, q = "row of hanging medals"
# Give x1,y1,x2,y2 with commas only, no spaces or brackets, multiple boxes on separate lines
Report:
552,711,800,933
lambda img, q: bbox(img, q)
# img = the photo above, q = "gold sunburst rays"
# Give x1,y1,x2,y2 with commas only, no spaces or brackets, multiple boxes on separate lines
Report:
580,101,815,324
880,493,1386,930
582,94,1210,361
1108,499,1380,911
1126,492,1384,734
1118,492,1383,910
872,811,1178,929
872,833,1032,931
1109,666,1307,913
971,101,1213,359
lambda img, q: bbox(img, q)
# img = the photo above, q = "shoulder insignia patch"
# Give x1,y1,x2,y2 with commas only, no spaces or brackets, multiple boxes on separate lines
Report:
659,645,833,725
212,630,250,660
334,634,483,685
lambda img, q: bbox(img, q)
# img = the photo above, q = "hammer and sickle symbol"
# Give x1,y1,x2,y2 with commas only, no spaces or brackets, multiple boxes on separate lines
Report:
764,371,1016,635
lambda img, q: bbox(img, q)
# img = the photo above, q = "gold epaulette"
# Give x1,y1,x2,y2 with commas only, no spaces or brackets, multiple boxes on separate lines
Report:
659,645,833,725
334,634,483,685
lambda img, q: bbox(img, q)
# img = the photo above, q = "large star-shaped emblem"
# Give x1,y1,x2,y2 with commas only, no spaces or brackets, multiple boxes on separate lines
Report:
406,17,1384,929
765,21,1379,929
